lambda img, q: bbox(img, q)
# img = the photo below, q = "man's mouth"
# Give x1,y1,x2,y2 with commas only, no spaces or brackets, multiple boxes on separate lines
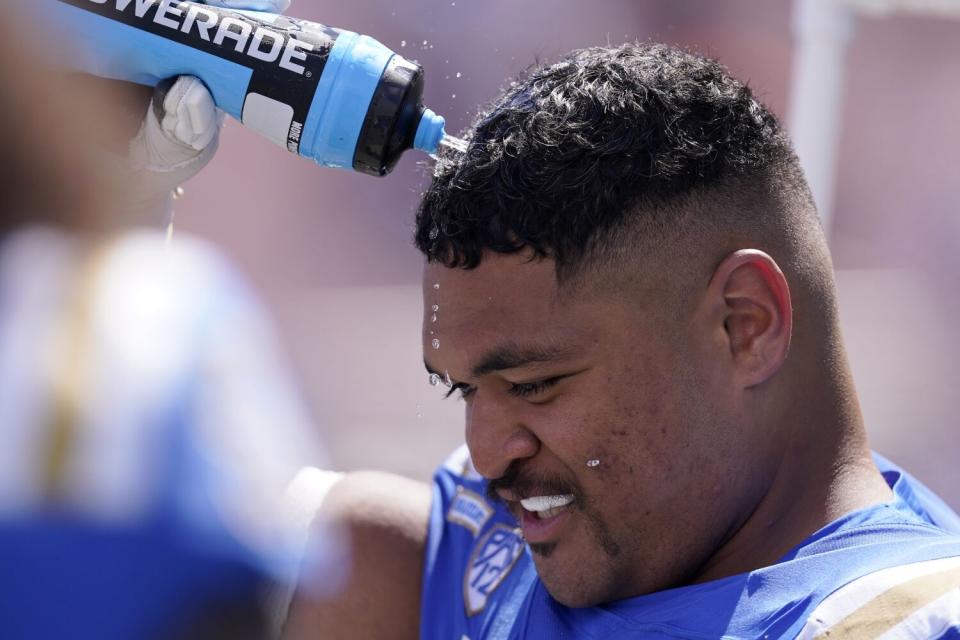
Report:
518,494,576,544
520,494,575,519
489,470,580,545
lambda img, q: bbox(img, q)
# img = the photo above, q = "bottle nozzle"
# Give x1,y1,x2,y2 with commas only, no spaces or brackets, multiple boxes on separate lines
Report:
414,108,446,155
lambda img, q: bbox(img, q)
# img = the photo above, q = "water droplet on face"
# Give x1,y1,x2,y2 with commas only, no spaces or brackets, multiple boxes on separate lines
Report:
429,373,441,386
400,40,406,47
432,338,441,350
422,40,428,46
586,459,601,468
433,283,440,290
444,371,453,386
431,304,439,312
431,314,437,323
451,94,456,99
455,72,462,78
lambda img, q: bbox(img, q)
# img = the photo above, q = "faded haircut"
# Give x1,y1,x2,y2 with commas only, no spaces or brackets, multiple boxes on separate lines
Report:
414,43,825,292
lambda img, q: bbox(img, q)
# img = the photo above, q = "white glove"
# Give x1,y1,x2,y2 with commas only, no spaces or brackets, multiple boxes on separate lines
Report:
129,75,222,177
123,0,294,222
116,75,221,223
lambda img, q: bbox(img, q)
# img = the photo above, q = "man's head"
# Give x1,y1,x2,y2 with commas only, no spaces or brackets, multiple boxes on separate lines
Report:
417,43,841,606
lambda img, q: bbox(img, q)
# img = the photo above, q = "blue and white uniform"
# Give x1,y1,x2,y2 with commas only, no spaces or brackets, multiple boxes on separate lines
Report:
422,446,960,639
0,226,340,639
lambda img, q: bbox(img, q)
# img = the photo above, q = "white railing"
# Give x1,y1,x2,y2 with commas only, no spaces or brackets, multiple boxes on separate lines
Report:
787,0,960,236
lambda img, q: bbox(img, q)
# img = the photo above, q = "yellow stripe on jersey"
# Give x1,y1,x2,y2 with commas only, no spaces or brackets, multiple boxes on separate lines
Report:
814,566,960,638
41,240,114,501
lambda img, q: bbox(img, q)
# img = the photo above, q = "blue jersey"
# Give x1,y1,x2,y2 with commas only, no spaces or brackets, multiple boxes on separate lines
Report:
0,228,333,639
421,447,960,639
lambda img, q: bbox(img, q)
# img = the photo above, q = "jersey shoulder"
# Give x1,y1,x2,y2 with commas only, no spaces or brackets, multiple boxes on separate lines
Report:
421,446,537,640
796,555,960,639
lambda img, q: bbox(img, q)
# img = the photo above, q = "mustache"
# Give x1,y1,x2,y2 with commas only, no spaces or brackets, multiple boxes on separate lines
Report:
486,462,581,505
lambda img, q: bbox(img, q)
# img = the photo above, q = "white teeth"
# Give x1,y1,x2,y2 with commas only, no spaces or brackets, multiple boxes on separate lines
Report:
520,495,575,513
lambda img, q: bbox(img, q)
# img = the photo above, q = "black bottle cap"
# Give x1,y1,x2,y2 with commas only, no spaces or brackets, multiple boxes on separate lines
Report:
352,55,426,177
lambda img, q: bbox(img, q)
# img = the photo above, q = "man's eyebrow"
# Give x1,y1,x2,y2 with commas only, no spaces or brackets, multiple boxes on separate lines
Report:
470,342,575,378
424,341,577,382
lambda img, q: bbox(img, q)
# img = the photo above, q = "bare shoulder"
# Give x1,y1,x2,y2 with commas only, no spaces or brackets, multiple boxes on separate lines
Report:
283,471,432,640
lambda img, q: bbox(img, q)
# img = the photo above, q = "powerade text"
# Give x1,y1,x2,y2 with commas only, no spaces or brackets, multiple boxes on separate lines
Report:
83,0,313,75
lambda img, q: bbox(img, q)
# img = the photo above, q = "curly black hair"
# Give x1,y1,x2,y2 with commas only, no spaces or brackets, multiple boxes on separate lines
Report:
415,43,817,283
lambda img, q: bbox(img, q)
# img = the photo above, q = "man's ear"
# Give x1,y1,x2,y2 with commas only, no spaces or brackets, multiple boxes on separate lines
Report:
705,249,793,388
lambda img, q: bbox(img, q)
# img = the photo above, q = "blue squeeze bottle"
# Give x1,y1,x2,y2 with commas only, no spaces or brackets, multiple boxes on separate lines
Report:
47,0,448,176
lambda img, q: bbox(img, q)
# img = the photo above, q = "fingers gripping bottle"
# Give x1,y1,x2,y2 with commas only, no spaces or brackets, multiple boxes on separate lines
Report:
46,0,448,176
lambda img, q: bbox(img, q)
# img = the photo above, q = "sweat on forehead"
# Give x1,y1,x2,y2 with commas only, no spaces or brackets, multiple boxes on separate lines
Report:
420,252,613,379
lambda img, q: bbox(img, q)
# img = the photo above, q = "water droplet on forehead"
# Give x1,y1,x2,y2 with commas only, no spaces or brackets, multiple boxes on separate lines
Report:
431,314,438,323
429,373,441,386
431,338,441,350
431,304,439,312
433,283,440,290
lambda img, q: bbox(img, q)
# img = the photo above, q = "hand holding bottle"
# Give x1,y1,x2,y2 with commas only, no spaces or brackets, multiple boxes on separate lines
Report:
121,0,297,221
49,0,448,176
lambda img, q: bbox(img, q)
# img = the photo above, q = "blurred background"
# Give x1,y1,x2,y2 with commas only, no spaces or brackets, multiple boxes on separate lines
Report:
171,0,960,500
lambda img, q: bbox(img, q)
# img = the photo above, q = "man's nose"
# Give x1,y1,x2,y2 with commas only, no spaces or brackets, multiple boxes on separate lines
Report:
465,390,539,480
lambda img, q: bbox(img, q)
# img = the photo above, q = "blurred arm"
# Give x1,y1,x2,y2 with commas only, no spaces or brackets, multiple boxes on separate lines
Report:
283,471,432,640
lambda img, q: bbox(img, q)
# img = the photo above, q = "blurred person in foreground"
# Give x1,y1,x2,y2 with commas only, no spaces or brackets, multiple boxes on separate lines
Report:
0,2,342,638
283,44,960,638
